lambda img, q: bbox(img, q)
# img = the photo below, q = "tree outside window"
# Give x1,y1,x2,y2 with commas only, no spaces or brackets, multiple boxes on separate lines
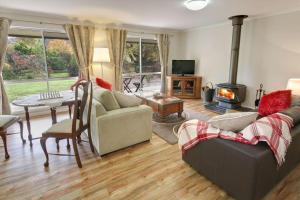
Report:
4,34,78,102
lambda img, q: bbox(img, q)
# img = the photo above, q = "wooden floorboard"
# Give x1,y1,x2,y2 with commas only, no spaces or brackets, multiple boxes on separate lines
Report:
0,99,299,200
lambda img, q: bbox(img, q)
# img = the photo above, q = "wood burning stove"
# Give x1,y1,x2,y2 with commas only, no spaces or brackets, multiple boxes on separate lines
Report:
215,83,246,109
216,15,248,109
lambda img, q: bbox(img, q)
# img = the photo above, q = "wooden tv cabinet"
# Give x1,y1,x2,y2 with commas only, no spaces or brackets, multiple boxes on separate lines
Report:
166,75,202,99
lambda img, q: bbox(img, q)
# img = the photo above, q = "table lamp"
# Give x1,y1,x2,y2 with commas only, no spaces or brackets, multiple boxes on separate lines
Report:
93,48,111,77
287,78,300,106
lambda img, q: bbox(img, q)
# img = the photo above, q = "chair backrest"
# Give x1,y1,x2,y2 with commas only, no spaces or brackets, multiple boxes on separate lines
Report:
72,80,93,136
141,75,146,83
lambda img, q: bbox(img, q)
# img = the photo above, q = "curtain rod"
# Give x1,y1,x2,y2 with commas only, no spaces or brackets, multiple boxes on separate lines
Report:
12,19,176,36
12,19,94,27
13,19,65,26
127,30,175,37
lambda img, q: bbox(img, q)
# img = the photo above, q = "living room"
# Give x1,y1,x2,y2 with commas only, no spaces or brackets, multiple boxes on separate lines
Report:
0,0,300,200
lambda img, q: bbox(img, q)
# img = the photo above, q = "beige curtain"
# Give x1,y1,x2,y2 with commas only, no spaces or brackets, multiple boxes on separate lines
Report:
157,34,170,93
64,24,95,80
106,28,127,91
0,18,11,115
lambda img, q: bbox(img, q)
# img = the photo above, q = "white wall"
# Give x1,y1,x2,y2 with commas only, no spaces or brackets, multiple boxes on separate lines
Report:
180,11,300,108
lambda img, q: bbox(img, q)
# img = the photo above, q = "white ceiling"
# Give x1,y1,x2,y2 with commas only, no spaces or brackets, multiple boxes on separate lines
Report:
1,0,300,30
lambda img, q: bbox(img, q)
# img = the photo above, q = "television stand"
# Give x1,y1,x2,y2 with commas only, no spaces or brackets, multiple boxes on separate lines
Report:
166,75,202,99
180,74,193,77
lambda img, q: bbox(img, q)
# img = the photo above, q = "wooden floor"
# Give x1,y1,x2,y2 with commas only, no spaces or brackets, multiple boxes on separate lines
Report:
1,99,300,200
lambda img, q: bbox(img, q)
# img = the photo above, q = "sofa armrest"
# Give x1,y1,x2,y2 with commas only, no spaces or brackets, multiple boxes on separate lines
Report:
94,105,153,155
92,100,107,117
98,105,152,120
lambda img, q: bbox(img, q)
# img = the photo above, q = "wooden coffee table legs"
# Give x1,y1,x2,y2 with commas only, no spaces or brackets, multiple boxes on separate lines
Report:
178,111,183,118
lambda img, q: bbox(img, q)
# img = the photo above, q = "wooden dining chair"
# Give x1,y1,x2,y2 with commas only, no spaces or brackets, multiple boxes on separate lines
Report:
0,115,25,159
40,80,94,168
133,75,145,92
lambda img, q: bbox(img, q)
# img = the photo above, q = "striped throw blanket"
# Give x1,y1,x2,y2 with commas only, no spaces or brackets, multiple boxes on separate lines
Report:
178,113,294,166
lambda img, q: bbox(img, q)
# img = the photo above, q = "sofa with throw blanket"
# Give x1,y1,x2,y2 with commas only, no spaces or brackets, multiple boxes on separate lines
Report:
84,87,153,155
181,106,300,200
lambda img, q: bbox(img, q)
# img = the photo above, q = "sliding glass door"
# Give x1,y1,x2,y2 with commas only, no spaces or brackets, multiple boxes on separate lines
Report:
4,34,48,101
4,30,78,102
123,37,161,94
44,37,78,91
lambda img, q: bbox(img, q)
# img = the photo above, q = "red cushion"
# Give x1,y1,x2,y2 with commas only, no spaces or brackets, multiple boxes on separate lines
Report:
95,77,112,91
258,90,292,116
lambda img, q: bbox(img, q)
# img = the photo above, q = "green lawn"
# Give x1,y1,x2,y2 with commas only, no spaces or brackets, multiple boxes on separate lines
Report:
49,72,70,78
5,79,76,102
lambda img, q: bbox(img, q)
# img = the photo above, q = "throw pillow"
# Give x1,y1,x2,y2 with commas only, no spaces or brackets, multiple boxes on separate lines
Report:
207,112,258,132
93,88,120,111
113,91,142,108
95,77,112,91
258,90,292,116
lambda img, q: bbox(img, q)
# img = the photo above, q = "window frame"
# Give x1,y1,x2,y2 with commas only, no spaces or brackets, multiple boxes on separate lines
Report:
4,32,78,102
123,36,161,92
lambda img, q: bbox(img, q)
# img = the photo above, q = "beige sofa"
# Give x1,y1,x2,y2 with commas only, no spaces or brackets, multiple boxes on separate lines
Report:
87,87,153,155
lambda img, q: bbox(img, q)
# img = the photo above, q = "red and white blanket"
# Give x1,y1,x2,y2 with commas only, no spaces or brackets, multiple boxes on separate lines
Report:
178,113,294,166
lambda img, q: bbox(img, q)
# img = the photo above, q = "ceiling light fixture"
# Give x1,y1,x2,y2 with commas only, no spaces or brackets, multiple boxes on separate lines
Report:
184,0,209,11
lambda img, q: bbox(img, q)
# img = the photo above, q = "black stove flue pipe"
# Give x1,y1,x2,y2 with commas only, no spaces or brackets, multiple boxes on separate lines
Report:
228,15,248,84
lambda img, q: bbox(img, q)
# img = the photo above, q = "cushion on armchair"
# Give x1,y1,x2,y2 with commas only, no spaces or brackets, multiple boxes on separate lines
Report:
113,91,142,108
93,88,120,111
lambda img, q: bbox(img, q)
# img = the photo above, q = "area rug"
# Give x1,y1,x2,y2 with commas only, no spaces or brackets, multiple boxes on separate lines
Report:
152,109,211,145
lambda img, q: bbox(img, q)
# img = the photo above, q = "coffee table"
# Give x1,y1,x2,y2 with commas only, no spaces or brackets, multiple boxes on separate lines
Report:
137,94,184,118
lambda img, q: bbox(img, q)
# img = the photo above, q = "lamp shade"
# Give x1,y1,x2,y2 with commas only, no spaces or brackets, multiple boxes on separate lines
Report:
93,48,110,63
287,78,300,95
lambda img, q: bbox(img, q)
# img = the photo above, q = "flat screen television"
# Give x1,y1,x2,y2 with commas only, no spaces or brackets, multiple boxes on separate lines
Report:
172,60,195,75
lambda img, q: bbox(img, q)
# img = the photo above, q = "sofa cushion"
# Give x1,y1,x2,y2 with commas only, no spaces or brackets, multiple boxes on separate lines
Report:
113,91,142,108
280,106,300,125
291,95,300,106
258,90,292,116
93,88,120,111
207,112,258,132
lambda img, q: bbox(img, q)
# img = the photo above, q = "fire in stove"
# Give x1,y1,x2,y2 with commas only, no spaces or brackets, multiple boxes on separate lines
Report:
215,83,246,109
218,88,235,100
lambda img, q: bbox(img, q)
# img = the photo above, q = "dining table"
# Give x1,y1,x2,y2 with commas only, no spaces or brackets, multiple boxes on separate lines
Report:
12,90,76,147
